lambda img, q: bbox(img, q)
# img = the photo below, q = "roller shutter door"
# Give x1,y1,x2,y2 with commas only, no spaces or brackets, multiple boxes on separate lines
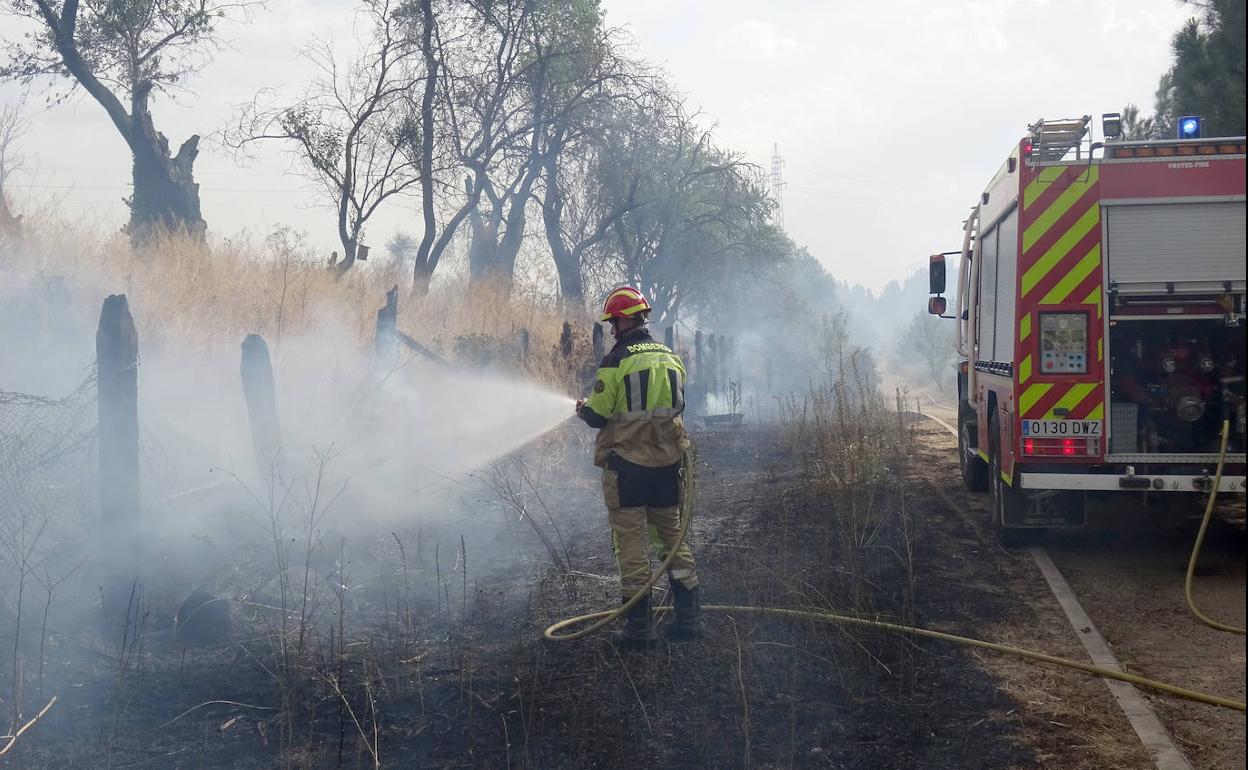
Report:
1105,201,1246,292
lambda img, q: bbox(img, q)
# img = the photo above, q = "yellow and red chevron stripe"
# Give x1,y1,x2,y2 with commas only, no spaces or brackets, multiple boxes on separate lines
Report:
1015,164,1104,422
1020,166,1101,303
1017,381,1104,420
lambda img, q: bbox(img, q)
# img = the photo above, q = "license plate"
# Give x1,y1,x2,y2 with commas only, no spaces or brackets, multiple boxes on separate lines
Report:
1022,419,1102,437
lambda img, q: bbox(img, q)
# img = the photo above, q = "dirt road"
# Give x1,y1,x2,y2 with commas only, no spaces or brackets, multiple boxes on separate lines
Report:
913,418,1246,770
10,417,1245,769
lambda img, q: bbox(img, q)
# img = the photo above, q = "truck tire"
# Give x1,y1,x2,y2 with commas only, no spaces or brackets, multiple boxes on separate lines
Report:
959,410,988,492
988,414,1032,547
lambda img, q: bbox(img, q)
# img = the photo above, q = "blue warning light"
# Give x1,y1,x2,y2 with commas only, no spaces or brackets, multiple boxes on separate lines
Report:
1178,116,1201,139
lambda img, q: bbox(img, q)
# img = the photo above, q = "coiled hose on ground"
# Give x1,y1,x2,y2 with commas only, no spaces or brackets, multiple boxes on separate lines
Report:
544,440,1246,712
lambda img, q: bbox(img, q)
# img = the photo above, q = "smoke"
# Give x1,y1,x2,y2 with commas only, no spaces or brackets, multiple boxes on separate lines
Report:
131,321,578,526
0,247,589,633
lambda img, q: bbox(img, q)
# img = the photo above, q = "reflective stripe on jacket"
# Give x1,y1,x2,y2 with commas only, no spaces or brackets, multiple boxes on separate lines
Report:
579,327,690,467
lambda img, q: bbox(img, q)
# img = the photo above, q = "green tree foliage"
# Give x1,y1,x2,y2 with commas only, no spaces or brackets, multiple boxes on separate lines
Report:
1168,0,1245,135
591,98,777,326
1126,0,1245,138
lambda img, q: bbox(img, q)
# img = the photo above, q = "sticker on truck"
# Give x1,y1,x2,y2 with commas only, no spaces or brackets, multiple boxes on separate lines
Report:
1021,420,1103,436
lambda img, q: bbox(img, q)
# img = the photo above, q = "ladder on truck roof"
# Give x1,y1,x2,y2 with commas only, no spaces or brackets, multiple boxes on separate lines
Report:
1027,116,1091,162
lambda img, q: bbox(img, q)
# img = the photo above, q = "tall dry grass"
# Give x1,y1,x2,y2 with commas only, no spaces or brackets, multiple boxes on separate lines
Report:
769,346,922,697
1,222,590,393
3,219,598,765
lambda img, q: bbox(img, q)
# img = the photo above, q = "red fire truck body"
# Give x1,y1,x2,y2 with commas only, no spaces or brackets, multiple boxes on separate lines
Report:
932,117,1247,544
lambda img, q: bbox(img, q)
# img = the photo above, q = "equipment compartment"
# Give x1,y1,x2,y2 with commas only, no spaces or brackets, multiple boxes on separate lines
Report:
1108,318,1246,454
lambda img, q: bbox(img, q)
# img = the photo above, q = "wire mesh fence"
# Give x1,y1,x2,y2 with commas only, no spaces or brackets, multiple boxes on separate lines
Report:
0,369,99,542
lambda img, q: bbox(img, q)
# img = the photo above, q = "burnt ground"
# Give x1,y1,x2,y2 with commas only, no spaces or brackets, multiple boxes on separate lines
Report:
4,419,1244,769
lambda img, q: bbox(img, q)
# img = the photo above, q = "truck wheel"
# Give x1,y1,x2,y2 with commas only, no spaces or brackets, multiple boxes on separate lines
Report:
959,417,988,492
989,415,1032,548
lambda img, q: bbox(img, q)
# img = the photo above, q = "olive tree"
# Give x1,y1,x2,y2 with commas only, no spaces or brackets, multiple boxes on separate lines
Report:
0,0,259,241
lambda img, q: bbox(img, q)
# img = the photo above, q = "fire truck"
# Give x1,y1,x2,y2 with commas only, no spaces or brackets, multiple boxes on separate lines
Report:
928,114,1246,545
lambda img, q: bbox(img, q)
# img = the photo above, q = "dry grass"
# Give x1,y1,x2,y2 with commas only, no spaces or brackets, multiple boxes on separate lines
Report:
1,223,589,392
0,219,597,766
764,347,924,698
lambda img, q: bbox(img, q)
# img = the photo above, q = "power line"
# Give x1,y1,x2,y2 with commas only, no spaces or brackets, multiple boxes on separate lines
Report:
785,167,902,188
784,186,877,205
11,183,304,193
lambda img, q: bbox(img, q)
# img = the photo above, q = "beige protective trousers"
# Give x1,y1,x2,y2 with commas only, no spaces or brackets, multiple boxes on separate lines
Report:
602,465,698,598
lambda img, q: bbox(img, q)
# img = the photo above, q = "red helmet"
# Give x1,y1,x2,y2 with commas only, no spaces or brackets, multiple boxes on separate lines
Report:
600,286,652,322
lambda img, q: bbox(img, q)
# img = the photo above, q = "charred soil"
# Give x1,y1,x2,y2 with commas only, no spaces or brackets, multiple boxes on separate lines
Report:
5,420,1240,769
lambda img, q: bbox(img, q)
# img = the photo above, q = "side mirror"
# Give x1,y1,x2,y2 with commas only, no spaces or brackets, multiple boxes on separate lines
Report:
929,254,946,295
928,296,947,315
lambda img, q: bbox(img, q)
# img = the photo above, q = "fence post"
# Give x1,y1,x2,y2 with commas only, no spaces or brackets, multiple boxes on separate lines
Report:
375,286,398,375
708,334,719,397
560,321,574,361
693,331,704,415
592,323,604,361
97,294,140,597
241,334,283,477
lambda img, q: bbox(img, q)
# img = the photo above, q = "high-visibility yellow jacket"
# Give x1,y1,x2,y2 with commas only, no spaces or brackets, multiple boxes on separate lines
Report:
577,327,690,468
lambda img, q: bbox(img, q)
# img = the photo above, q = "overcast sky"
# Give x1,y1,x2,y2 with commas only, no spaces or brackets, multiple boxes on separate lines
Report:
2,0,1191,292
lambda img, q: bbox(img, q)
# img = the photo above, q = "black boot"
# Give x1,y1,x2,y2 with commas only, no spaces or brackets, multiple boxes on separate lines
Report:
617,595,657,648
667,581,705,639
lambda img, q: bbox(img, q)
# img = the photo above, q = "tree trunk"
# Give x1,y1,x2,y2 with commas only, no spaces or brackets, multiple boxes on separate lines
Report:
539,154,584,306
412,266,433,297
0,189,18,236
553,248,584,306
467,207,507,289
412,0,440,292
332,240,358,278
127,93,205,243
470,177,540,295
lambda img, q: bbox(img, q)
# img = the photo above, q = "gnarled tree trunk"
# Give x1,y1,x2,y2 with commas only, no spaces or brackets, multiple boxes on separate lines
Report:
128,102,205,242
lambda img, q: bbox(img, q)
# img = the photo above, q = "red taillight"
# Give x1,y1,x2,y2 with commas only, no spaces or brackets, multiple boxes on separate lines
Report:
1025,436,1097,457
1022,140,1033,156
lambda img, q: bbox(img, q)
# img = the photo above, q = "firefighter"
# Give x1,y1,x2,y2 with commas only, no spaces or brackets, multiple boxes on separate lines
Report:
575,286,703,646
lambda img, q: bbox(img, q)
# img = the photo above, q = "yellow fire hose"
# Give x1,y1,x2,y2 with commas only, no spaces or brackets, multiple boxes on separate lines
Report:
1184,420,1245,636
544,446,1247,713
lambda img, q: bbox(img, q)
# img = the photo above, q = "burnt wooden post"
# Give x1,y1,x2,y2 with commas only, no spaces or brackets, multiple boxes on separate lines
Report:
375,286,398,374
560,321,574,361
694,331,704,378
694,331,704,415
707,334,719,396
97,295,140,592
664,325,674,350
518,328,530,363
592,323,604,361
241,334,283,476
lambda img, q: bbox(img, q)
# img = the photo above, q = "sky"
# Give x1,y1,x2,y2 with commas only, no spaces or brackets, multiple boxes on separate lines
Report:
1,0,1192,292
